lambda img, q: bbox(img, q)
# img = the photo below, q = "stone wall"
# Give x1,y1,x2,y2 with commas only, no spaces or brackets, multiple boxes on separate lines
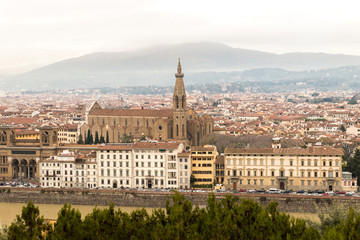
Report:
1,188,360,213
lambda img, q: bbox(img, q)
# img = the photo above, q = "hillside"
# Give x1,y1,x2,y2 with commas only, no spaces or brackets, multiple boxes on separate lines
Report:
2,42,360,91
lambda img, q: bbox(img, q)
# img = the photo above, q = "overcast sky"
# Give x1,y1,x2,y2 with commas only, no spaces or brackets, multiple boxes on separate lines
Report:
1,0,360,74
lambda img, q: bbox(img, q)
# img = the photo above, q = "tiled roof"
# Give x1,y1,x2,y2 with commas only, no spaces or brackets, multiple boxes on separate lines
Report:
98,144,133,150
225,147,343,155
133,141,181,149
90,109,173,118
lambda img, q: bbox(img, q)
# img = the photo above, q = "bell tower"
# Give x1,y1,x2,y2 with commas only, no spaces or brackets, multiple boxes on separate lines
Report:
173,59,187,140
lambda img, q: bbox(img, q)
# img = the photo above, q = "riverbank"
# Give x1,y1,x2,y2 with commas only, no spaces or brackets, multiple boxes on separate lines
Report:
1,187,360,213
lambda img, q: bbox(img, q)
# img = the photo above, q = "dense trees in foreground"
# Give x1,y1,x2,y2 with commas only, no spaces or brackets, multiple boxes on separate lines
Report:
2,193,360,239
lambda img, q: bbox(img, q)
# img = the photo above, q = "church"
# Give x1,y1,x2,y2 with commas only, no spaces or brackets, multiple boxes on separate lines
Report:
80,60,213,146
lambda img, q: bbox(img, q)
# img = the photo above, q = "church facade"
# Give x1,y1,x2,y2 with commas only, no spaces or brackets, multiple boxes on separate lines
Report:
80,60,213,146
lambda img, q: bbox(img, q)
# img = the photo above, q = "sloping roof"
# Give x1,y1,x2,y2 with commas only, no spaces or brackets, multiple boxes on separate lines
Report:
133,141,181,149
98,144,133,150
89,109,173,118
224,147,343,156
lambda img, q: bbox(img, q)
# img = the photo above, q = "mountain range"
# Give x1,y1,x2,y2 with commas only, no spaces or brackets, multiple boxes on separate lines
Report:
2,42,360,91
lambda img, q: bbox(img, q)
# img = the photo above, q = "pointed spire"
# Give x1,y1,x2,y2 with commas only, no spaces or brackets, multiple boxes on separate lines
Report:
177,58,182,74
175,58,184,78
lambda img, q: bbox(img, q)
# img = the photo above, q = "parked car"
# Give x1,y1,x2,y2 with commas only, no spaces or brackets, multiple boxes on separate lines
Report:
267,188,281,194
345,191,355,196
336,191,346,195
238,189,246,193
247,189,256,193
296,190,305,194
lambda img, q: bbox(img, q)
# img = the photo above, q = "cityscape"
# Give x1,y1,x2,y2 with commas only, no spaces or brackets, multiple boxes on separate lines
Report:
2,0,360,239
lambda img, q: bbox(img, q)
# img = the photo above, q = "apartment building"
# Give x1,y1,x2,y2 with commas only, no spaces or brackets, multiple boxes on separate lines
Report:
39,150,75,188
178,152,191,189
191,145,218,187
58,124,78,144
97,144,133,189
224,146,343,191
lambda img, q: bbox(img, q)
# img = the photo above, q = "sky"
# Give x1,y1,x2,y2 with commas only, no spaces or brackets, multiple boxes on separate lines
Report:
1,0,360,74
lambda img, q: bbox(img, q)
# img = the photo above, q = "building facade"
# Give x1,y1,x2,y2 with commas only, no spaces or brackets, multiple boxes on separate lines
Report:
224,147,343,191
191,145,218,187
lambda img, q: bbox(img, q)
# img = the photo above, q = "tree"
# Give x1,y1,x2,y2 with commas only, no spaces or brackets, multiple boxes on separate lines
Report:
77,133,83,144
344,149,360,185
340,125,346,132
6,201,52,240
99,135,105,144
49,203,83,240
121,134,134,143
139,135,146,141
190,174,195,188
94,131,99,144
106,131,109,143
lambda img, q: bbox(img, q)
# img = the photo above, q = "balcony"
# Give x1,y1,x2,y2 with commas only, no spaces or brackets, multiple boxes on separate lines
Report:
276,176,288,181
327,177,335,182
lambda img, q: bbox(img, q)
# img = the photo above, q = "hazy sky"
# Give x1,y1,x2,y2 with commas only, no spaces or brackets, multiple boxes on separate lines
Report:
1,0,360,74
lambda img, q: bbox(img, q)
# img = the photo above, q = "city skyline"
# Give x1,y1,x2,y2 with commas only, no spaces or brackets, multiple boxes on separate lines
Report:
1,0,360,74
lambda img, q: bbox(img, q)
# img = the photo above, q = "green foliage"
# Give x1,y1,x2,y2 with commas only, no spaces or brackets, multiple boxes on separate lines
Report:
340,125,346,132
343,148,360,185
106,131,109,143
49,204,83,240
121,134,134,143
12,194,360,239
348,98,357,105
6,201,52,240
94,131,99,144
77,134,83,144
99,135,105,144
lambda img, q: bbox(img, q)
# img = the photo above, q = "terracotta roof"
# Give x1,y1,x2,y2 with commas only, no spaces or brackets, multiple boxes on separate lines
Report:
191,146,216,151
90,109,173,118
98,144,133,150
133,141,181,149
178,152,190,157
215,155,224,164
225,147,343,156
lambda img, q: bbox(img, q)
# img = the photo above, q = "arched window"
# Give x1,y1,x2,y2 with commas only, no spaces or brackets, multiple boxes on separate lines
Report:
175,96,179,109
42,132,49,143
0,131,6,143
182,124,185,137
114,119,116,126
176,124,179,137
137,119,139,127
182,95,185,108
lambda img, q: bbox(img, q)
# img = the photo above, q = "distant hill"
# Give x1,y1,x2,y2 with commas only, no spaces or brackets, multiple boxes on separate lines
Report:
2,42,360,91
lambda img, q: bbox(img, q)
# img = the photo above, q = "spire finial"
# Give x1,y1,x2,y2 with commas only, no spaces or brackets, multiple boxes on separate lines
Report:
177,58,182,74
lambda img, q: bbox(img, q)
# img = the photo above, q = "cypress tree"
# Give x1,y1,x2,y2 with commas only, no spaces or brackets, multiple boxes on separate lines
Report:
78,134,83,144
95,131,99,144
106,131,109,143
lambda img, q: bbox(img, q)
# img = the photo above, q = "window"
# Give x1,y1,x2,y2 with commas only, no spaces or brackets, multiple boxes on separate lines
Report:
271,171,274,177
314,172,317,177
290,171,293,177
290,161,293,166
308,160,311,166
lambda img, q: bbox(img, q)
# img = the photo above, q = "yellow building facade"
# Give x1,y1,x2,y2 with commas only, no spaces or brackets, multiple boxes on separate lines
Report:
191,145,218,187
224,147,343,192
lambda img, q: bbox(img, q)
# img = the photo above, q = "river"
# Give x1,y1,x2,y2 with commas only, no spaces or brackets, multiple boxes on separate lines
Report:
0,202,319,229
